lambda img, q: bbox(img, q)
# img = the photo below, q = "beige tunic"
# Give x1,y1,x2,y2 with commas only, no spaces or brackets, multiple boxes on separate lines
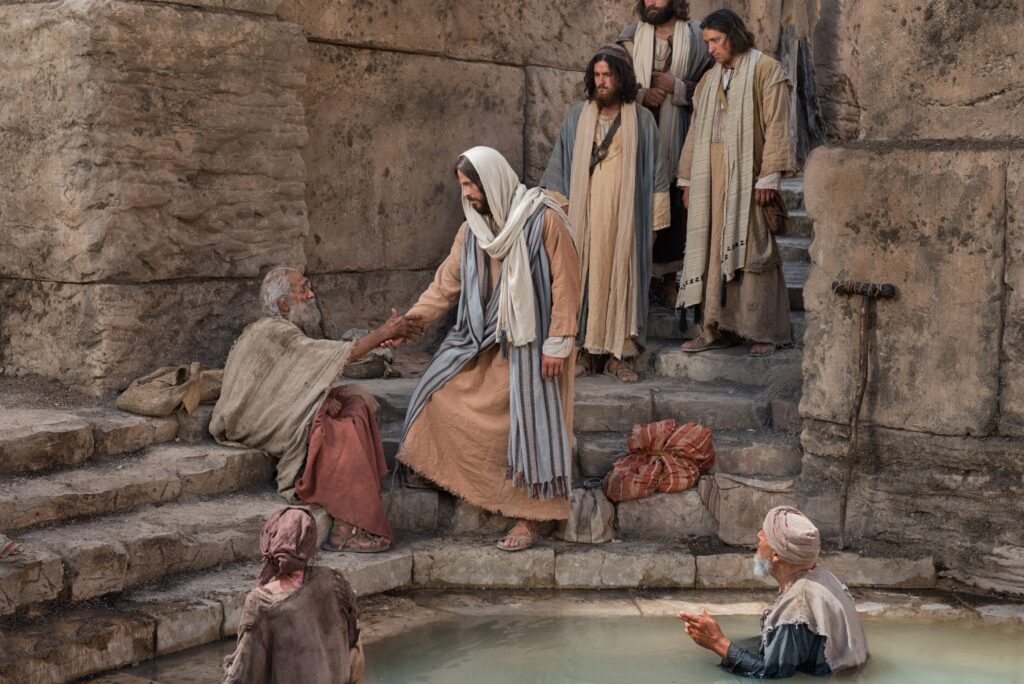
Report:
678,56,793,345
399,210,580,521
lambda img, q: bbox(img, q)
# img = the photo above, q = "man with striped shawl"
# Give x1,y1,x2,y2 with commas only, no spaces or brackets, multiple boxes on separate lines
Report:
677,9,794,357
397,147,581,552
541,44,670,383
617,0,713,308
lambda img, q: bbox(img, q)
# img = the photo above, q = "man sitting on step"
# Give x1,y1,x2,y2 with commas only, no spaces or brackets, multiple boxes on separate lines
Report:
211,267,423,553
679,506,869,678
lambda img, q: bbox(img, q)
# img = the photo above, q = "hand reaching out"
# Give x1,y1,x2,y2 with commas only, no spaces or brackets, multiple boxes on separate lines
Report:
377,308,424,349
677,608,731,658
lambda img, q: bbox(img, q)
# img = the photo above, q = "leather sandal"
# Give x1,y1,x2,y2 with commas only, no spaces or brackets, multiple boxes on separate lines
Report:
496,522,537,552
322,526,391,554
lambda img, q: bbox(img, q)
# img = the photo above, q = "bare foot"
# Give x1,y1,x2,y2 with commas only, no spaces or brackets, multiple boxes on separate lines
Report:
604,358,639,383
749,343,775,357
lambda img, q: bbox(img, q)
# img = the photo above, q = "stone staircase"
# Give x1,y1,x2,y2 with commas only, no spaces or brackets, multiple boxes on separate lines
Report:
1,177,930,684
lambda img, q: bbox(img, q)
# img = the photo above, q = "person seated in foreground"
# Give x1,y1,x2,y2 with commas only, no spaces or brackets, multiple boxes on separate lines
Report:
223,507,364,683
211,267,423,553
679,506,869,678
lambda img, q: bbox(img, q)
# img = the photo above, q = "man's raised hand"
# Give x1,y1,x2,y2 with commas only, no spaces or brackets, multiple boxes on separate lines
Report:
677,608,730,658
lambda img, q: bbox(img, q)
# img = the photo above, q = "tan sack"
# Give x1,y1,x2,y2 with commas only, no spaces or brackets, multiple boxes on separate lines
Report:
556,483,615,544
116,362,223,417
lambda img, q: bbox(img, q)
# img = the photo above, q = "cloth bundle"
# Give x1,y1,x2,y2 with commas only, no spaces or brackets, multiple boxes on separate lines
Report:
116,362,223,417
602,420,715,503
556,484,615,544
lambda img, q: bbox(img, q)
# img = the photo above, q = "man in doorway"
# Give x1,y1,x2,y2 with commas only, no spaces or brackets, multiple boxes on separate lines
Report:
397,147,580,552
618,0,712,308
541,44,669,383
677,9,794,356
679,506,869,677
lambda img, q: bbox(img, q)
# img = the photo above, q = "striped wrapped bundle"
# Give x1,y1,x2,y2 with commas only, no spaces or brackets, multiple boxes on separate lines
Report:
602,420,716,503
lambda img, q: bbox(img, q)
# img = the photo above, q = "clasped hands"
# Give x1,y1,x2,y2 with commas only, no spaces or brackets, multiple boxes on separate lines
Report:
377,309,425,349
643,71,696,109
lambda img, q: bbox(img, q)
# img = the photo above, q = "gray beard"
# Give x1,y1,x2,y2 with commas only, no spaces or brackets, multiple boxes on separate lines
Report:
288,299,324,339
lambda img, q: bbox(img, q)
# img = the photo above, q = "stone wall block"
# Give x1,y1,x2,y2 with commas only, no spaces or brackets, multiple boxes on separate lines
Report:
0,0,311,283
309,270,438,341
303,44,524,275
519,1,635,71
856,0,1024,140
0,278,260,394
1000,152,1024,435
524,67,583,186
277,0,447,53
801,147,1006,436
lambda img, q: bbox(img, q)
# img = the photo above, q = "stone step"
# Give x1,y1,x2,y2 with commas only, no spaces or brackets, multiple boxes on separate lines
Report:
0,408,178,476
646,308,806,343
653,345,802,393
0,444,274,534
12,491,322,607
780,176,804,211
787,208,813,238
785,261,808,311
777,235,811,262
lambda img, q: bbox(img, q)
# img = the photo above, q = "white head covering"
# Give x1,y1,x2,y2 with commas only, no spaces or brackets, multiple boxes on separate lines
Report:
762,505,821,566
459,147,574,347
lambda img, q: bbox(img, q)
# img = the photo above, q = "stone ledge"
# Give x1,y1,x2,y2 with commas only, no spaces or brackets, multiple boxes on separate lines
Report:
554,544,696,589
411,539,556,589
0,409,95,475
0,544,64,616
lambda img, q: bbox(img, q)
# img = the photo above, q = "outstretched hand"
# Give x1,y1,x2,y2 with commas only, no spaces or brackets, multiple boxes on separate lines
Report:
678,608,730,658
378,308,424,349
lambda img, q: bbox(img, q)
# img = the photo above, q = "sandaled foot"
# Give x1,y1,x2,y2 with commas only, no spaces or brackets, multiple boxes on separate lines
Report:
680,338,732,353
322,523,392,554
749,343,776,357
496,520,537,552
604,358,639,384
575,350,593,378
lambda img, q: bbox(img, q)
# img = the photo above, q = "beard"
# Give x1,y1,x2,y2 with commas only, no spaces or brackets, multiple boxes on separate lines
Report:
753,554,774,578
642,5,675,25
287,298,324,338
594,86,621,108
469,197,490,215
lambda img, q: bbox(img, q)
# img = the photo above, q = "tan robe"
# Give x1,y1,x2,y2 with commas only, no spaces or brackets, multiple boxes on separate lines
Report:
678,56,793,345
399,210,579,521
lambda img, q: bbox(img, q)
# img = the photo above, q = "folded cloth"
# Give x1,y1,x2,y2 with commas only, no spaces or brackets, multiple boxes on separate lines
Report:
116,362,222,417
603,420,715,503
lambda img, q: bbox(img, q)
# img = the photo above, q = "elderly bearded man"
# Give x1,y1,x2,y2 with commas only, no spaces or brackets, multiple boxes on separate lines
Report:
396,146,580,552
677,9,794,357
618,0,712,308
211,267,423,554
541,44,670,383
679,506,869,678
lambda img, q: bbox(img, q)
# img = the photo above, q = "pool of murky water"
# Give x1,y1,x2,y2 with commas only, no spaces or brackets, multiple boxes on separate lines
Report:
364,615,1024,683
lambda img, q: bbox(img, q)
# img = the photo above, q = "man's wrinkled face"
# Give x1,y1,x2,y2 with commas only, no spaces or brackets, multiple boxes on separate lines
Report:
593,60,622,107
641,0,674,25
703,28,734,65
281,271,322,337
457,170,489,215
753,529,776,578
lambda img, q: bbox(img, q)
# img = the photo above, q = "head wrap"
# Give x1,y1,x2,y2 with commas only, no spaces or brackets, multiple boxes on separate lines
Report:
459,146,574,347
258,506,318,585
762,505,820,566
593,43,633,67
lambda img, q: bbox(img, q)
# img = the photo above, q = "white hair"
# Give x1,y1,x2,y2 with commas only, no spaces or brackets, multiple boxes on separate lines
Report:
260,266,299,317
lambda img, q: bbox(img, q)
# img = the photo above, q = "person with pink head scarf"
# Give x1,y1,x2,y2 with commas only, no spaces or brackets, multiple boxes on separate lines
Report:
678,506,869,678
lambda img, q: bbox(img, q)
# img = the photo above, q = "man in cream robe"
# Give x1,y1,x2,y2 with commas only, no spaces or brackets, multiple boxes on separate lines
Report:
541,44,670,382
211,268,422,553
398,147,580,552
677,9,794,356
618,0,713,305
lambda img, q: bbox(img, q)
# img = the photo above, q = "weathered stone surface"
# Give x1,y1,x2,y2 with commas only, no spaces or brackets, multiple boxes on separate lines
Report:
0,544,64,615
810,0,862,141
821,553,936,589
0,610,155,684
359,378,419,424
714,473,796,546
654,347,803,392
714,433,802,477
0,409,94,475
132,598,223,656
690,0,787,53
310,270,437,342
854,1,1024,140
554,544,696,589
381,489,439,533
770,399,803,434
302,44,524,275
63,539,131,602
518,1,635,71
277,0,447,53
802,148,1006,436
1000,153,1024,436
0,278,260,394
84,411,179,457
411,540,555,588
653,387,770,431
176,405,214,444
152,0,282,14
0,0,309,283
448,500,514,536
576,432,623,478
616,490,717,541
171,445,275,495
696,553,775,589
573,382,653,433
321,547,414,596
524,66,582,185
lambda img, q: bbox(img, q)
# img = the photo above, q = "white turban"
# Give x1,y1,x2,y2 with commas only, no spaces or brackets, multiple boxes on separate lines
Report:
459,147,573,347
763,506,820,566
